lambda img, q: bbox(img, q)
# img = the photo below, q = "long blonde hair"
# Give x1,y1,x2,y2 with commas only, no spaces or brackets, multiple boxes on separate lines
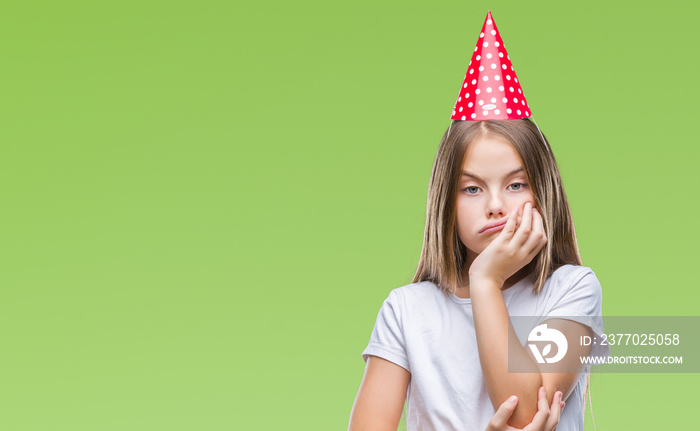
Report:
413,119,581,293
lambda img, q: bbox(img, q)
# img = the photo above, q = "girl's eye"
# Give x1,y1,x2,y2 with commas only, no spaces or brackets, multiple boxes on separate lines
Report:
463,186,481,195
508,183,527,191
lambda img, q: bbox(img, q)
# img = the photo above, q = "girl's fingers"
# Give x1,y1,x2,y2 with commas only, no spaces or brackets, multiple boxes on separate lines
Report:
486,396,518,430
498,207,519,241
543,391,563,431
523,207,547,256
512,202,533,246
523,387,550,431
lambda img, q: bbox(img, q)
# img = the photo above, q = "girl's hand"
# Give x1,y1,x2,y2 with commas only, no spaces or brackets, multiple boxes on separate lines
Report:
485,387,564,431
469,202,547,287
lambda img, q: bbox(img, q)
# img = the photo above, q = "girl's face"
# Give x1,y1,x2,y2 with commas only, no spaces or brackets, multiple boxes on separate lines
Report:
456,135,535,263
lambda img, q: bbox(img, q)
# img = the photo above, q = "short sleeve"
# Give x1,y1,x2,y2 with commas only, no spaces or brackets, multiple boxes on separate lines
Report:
543,266,609,359
361,290,410,372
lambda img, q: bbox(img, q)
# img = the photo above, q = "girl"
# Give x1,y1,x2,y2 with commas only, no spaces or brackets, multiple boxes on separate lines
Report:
348,118,606,430
348,12,607,431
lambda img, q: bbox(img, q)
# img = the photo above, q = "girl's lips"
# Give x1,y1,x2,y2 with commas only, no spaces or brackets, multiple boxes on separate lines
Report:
479,218,508,234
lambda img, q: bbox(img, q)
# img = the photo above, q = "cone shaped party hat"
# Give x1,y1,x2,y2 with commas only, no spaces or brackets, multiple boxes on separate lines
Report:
451,11,531,121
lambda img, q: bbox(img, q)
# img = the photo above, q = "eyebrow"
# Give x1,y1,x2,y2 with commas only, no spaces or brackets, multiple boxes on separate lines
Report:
461,168,524,181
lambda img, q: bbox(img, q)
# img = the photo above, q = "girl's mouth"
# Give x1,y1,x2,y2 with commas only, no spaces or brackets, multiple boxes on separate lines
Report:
479,218,508,234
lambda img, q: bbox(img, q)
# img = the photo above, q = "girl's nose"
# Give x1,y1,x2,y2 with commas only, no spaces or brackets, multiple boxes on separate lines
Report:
487,193,506,217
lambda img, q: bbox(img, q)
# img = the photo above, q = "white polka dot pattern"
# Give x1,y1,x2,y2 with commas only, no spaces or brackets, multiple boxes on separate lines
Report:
450,11,531,121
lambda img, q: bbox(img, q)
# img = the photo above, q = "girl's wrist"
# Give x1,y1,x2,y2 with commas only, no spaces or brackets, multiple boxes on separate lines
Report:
468,274,504,292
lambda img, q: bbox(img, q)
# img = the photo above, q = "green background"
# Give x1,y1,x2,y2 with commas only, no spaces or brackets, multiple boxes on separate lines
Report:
1,0,697,429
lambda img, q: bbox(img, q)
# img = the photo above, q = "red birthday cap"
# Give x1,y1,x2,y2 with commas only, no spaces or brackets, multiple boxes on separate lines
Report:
451,11,531,121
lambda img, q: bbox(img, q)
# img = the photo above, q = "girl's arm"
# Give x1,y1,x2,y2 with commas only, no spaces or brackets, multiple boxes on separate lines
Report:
469,203,590,428
349,357,567,431
348,356,410,431
471,279,591,428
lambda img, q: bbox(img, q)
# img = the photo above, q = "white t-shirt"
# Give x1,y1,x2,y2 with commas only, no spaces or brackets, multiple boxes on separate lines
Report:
362,265,608,431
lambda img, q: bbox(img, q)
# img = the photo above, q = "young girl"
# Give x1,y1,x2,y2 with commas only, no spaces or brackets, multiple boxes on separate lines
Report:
348,12,607,431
